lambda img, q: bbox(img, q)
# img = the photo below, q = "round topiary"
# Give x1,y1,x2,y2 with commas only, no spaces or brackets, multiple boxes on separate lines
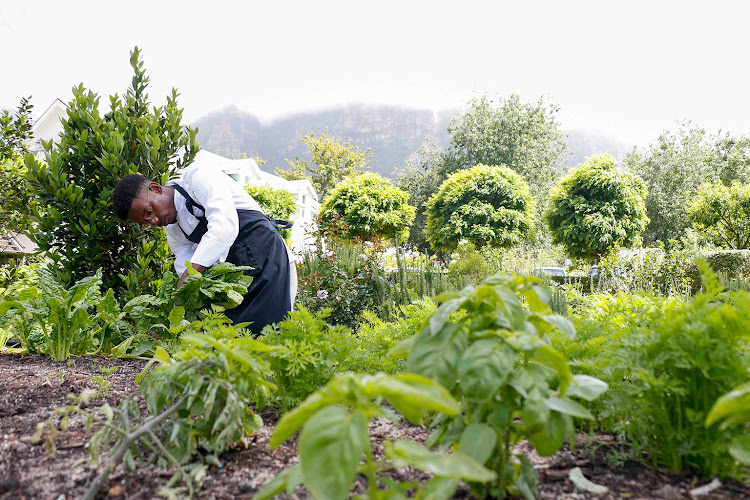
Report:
320,172,416,243
425,164,534,252
544,154,648,261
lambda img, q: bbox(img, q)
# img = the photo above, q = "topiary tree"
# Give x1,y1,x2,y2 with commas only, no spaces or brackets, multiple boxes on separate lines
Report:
319,172,415,243
545,154,648,261
687,182,750,249
245,183,296,243
425,164,534,252
24,47,199,297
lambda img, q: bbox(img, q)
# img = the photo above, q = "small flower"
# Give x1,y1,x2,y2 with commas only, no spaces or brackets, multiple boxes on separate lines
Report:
317,289,329,299
359,253,368,260
410,251,420,259
458,239,468,246
363,241,374,248
322,249,335,258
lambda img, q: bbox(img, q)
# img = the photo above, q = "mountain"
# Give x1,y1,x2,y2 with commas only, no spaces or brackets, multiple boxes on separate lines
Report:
193,105,633,179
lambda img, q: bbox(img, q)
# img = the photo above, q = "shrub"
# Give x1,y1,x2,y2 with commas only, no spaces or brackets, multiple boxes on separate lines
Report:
24,47,198,297
605,265,750,477
425,164,534,253
545,154,648,261
688,182,750,249
244,184,296,243
320,172,415,243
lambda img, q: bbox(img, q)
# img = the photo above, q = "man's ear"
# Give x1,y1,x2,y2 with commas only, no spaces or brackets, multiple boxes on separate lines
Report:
148,182,163,194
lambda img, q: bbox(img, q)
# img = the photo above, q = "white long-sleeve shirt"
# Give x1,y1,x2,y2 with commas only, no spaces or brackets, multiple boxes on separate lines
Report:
165,163,262,275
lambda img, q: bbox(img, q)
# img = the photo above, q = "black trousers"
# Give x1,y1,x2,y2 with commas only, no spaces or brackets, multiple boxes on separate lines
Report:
223,210,292,335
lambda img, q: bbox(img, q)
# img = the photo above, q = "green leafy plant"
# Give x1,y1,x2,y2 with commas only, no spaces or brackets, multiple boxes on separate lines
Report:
256,372,495,500
23,47,198,297
425,164,534,253
606,263,750,477
545,154,648,261
34,322,274,500
394,274,607,499
705,382,750,464
320,172,416,243
0,268,110,360
688,181,750,249
259,307,356,410
244,183,296,243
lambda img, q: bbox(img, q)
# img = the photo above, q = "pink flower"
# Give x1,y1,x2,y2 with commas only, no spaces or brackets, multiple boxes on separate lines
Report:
363,241,374,248
317,290,329,299
359,253,367,260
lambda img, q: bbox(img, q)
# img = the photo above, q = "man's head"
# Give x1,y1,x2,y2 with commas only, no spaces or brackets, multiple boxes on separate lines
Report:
112,174,177,228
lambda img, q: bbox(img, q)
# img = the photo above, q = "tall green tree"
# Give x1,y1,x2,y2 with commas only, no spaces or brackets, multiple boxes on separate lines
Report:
623,121,750,244
0,97,34,236
24,47,199,296
425,164,534,253
320,172,415,243
688,182,750,249
276,130,371,200
545,154,648,261
441,93,569,190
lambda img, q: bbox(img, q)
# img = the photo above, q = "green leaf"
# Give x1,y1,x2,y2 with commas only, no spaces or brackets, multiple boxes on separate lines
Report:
421,477,459,500
270,392,331,448
729,435,750,464
705,383,750,428
406,322,467,392
457,339,515,402
253,465,303,500
429,297,465,335
298,406,368,500
153,346,172,365
458,423,497,464
540,314,576,339
566,375,608,402
547,397,593,420
528,411,567,456
168,306,185,329
531,344,572,394
361,373,459,423
386,439,496,482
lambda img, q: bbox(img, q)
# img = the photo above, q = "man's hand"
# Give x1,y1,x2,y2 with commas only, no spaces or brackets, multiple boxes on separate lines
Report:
175,263,207,305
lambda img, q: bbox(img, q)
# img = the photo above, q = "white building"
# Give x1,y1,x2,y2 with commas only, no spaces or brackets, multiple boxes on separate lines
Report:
9,100,319,256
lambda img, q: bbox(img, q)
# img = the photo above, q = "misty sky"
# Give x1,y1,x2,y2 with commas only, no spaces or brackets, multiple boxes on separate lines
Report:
1,0,748,146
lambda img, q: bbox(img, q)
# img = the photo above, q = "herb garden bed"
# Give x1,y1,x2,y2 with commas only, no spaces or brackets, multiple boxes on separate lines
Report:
1,355,747,500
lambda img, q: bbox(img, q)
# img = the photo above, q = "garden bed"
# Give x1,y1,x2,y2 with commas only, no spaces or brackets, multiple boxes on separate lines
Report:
1,355,748,500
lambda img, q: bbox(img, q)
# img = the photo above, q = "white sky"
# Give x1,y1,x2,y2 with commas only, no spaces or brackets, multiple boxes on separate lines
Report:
1,0,748,146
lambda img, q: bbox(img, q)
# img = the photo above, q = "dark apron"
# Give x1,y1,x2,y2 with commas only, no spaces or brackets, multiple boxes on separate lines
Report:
172,184,292,335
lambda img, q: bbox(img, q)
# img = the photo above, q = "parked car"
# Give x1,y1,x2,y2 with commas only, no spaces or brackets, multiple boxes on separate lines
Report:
531,267,566,277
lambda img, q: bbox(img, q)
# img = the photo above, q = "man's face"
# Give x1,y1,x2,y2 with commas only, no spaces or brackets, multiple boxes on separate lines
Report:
127,182,177,228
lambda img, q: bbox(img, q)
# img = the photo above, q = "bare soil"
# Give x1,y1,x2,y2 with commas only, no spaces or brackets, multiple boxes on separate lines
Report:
1,354,748,500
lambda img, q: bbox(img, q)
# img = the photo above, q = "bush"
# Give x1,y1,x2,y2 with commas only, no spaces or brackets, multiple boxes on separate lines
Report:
24,47,198,297
244,184,296,243
425,164,534,253
320,172,415,243
545,154,648,261
688,182,750,249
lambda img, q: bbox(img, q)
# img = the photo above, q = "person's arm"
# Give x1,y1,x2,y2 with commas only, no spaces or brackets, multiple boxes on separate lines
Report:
188,168,240,270
166,226,204,290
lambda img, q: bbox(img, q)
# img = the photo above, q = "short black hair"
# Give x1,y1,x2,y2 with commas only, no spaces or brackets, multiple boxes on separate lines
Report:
112,174,150,220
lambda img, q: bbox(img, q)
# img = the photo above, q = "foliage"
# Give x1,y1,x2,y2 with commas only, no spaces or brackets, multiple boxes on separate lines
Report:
545,154,648,261
277,130,372,200
34,325,273,500
446,241,503,289
705,383,750,464
441,94,568,191
425,164,534,253
395,274,607,499
688,181,750,249
0,268,114,360
0,97,34,235
296,235,392,328
622,122,750,244
256,372,494,500
320,172,415,243
259,307,356,411
604,264,750,477
23,47,199,297
244,183,296,243
396,139,446,250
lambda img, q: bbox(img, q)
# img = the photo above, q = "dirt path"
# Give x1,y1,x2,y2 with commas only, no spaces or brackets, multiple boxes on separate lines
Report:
1,354,747,499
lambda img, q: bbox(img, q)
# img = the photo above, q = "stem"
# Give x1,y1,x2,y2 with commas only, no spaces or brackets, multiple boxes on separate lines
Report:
82,393,188,500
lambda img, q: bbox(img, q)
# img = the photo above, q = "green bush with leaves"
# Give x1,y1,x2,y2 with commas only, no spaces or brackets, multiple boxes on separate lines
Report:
425,164,534,253
244,183,296,243
545,154,648,261
604,264,750,477
0,268,115,360
256,373,495,500
319,172,415,243
23,47,198,297
394,274,607,499
259,307,356,411
688,181,750,249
